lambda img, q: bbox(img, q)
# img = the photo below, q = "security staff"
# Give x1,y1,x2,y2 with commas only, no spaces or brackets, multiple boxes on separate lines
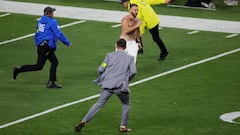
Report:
75,39,136,132
122,0,171,60
13,6,72,88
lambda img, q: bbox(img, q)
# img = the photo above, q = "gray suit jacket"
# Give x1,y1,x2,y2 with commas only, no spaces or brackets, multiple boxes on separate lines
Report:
94,50,136,93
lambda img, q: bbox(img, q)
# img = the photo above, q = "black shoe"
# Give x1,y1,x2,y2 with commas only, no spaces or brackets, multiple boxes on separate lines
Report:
159,52,169,61
138,48,144,55
75,122,86,132
13,66,20,80
47,81,62,88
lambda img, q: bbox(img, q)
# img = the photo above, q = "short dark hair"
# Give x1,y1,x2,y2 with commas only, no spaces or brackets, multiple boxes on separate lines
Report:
117,38,126,48
121,0,130,4
44,6,56,15
130,4,138,8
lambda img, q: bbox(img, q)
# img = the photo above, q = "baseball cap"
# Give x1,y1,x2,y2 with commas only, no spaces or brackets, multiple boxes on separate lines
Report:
121,0,130,4
44,6,56,15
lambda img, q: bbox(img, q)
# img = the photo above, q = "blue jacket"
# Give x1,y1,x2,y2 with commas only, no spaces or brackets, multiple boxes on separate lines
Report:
34,15,70,50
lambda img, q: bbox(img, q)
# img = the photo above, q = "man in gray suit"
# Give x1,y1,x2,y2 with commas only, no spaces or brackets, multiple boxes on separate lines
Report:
75,38,136,133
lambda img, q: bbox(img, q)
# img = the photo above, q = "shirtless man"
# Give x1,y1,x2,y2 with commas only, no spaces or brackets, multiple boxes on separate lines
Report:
119,3,141,63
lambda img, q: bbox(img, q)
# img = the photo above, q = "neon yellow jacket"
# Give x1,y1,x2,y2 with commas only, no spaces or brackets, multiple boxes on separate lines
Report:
129,0,166,34
141,0,166,5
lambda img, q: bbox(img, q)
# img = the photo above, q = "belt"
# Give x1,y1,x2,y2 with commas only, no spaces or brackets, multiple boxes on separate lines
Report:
39,40,48,46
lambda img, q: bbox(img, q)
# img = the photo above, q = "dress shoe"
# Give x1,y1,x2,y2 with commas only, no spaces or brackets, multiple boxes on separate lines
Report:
75,122,86,132
119,126,131,132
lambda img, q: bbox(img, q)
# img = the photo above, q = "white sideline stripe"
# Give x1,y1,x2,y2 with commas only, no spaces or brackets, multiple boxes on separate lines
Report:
111,24,121,28
0,20,86,46
226,34,238,38
187,30,199,35
0,13,11,17
1,1,240,34
0,47,239,129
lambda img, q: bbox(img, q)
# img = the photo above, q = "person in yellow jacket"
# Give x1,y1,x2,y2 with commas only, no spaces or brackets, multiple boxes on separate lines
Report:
121,0,171,60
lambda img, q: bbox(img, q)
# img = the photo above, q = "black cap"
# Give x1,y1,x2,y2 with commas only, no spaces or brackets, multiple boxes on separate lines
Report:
44,6,56,15
121,0,129,4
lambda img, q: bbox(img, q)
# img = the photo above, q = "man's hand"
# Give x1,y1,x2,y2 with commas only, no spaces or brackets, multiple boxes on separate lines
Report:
138,43,142,50
166,0,172,4
68,43,73,48
136,20,141,28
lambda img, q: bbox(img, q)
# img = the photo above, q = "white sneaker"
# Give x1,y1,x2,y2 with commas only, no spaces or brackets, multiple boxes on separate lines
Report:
224,0,238,6
209,2,216,9
201,2,216,9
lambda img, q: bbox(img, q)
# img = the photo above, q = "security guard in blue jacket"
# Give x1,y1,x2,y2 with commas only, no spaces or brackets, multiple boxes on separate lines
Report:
13,6,72,88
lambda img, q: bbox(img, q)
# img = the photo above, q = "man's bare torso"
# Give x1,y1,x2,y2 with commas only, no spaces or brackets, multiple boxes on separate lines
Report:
120,15,140,41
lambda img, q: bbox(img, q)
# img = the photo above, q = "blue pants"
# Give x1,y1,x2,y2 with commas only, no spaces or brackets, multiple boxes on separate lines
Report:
82,88,130,126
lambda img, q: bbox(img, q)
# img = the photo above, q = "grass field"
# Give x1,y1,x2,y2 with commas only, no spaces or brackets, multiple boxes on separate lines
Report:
0,0,240,135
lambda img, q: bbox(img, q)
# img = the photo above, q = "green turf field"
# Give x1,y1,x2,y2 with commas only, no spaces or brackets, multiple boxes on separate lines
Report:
0,1,240,135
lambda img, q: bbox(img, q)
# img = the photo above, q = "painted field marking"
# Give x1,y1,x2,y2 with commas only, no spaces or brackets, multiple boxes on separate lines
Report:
187,30,200,35
130,48,240,86
0,47,239,129
0,20,86,46
226,34,239,39
220,111,240,124
0,13,11,17
60,20,86,28
0,94,100,129
167,4,216,11
111,24,121,28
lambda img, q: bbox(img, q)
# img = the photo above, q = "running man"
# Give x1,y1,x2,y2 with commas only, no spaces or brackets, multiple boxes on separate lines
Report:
75,39,136,132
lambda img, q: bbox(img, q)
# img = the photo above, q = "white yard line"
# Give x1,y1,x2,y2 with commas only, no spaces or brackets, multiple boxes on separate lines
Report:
0,33,35,46
0,0,240,34
0,13,11,17
0,20,86,46
0,94,100,129
0,0,240,130
111,24,121,28
187,30,200,35
226,34,239,38
0,47,239,129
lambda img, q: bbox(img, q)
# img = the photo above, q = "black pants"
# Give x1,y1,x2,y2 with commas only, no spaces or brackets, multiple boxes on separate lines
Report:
149,24,168,54
19,43,58,82
186,0,211,7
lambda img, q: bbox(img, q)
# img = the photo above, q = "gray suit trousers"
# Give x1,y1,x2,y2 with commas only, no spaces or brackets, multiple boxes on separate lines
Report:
82,88,130,126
